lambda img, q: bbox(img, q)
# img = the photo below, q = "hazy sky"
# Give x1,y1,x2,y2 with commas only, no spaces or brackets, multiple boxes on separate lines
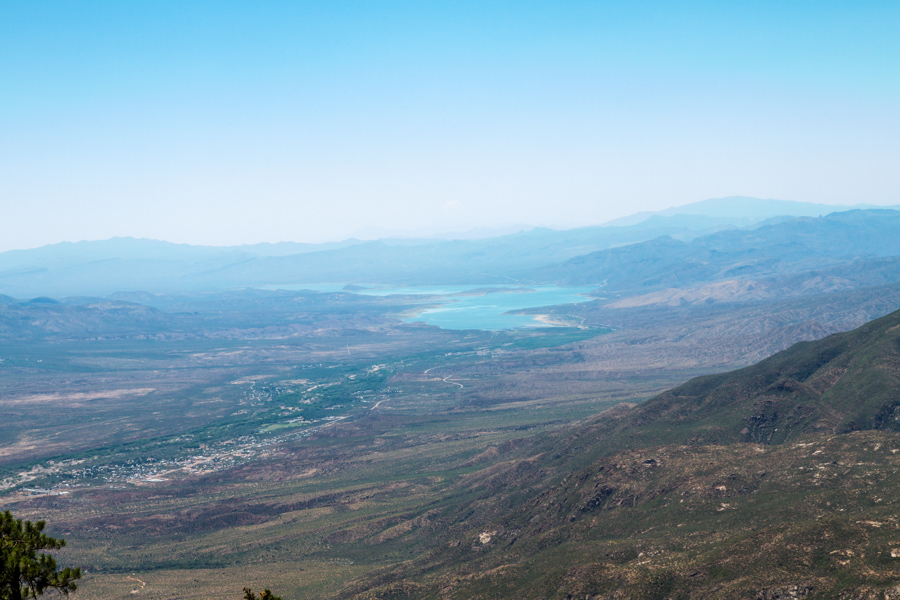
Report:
2,1,899,251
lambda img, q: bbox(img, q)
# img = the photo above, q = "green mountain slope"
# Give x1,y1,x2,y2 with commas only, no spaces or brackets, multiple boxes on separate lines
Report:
348,432,900,599
602,306,900,449
339,309,900,599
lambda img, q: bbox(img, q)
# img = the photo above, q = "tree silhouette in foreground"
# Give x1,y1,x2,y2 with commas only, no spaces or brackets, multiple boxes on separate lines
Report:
242,587,282,600
0,511,81,600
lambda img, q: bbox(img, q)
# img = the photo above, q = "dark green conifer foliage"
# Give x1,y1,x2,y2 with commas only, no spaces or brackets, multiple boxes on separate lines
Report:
0,511,80,600
242,587,282,600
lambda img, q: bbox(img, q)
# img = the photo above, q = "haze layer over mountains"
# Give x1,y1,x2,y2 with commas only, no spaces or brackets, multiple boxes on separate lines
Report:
2,197,898,299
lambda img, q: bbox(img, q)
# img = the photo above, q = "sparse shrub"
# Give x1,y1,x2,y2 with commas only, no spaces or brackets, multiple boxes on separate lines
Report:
636,570,681,600
242,586,282,600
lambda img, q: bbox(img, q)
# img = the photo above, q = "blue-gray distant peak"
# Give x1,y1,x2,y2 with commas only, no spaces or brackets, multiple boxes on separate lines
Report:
605,197,896,227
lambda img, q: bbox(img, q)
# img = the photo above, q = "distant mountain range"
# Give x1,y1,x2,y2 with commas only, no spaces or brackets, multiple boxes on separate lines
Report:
540,209,900,290
1,197,898,298
603,195,897,226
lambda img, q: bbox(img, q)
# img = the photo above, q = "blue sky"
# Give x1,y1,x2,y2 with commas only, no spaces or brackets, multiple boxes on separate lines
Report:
2,1,899,250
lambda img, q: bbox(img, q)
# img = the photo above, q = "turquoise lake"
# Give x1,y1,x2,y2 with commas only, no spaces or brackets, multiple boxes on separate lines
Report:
263,284,598,330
